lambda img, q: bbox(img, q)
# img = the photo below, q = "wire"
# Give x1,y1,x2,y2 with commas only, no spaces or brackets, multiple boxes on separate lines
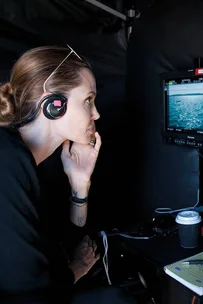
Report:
100,228,154,239
155,188,200,214
118,233,154,240
98,229,152,287
99,231,112,285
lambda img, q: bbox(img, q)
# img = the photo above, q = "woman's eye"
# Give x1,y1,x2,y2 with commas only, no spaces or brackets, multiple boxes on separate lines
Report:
86,98,92,106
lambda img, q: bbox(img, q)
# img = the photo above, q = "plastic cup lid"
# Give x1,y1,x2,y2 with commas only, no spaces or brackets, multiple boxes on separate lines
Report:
175,211,202,225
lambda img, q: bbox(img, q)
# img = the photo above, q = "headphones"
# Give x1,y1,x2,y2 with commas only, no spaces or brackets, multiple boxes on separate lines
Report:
15,93,67,127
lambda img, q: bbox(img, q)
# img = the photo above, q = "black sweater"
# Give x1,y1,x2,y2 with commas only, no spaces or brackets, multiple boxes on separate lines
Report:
0,127,75,302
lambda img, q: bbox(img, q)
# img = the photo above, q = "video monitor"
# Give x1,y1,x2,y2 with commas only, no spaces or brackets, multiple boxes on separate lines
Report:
162,70,203,148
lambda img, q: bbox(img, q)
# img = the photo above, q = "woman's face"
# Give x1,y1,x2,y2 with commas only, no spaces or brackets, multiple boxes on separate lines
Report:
54,68,100,144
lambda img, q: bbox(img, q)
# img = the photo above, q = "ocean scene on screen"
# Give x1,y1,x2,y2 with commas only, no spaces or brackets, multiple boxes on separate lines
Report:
167,82,203,131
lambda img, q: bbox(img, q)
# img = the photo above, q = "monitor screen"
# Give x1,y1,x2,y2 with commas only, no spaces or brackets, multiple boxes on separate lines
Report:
162,71,203,148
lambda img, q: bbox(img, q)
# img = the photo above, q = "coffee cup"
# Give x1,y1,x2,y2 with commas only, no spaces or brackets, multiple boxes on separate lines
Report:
175,210,202,248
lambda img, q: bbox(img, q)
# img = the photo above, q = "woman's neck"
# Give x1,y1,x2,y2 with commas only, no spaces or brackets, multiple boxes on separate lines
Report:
19,121,63,165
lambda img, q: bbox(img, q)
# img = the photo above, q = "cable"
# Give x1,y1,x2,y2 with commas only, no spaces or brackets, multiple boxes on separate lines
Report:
99,231,112,285
100,228,154,239
117,233,154,240
155,188,200,214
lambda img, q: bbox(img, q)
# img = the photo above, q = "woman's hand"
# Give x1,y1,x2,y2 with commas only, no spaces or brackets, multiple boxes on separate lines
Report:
61,132,101,196
68,235,100,283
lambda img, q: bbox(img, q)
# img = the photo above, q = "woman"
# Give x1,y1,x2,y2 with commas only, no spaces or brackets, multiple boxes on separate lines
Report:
0,45,101,298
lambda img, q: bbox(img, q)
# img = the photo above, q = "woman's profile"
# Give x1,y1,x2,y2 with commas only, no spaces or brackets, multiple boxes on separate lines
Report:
0,45,101,300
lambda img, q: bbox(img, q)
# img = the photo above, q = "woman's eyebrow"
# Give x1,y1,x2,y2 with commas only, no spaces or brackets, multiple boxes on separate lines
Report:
87,91,96,97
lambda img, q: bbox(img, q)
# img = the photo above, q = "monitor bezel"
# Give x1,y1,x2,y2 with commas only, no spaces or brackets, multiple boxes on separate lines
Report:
161,69,203,143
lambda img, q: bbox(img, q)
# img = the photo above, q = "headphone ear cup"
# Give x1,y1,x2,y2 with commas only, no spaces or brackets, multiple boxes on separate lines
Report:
43,94,67,120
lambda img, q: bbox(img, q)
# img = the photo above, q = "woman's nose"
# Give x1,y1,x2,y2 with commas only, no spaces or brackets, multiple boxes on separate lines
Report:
92,106,100,120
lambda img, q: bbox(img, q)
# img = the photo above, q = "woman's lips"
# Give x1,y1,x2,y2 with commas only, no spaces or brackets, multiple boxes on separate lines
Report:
87,128,95,134
87,129,96,142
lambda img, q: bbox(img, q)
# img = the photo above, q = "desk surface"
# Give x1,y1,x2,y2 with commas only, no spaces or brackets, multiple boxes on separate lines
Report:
120,233,203,303
121,233,203,267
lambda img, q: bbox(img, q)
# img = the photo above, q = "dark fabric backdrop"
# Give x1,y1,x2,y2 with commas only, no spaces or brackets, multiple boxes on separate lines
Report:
125,0,202,224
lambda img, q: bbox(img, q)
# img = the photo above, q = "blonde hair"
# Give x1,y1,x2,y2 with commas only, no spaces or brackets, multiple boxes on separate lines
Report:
0,46,91,126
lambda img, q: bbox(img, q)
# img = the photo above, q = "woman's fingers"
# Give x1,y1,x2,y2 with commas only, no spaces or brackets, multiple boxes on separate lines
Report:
92,240,97,252
94,132,102,152
95,252,100,261
83,235,89,242
87,235,93,247
77,235,100,262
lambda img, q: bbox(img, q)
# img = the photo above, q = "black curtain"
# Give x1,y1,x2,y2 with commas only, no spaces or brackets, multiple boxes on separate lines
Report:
125,0,202,224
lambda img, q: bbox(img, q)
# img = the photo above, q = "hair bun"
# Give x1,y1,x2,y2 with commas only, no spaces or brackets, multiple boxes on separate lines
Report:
0,83,15,125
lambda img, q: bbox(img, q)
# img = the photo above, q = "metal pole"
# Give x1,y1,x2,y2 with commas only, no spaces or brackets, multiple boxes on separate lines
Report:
127,7,135,40
85,0,127,21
